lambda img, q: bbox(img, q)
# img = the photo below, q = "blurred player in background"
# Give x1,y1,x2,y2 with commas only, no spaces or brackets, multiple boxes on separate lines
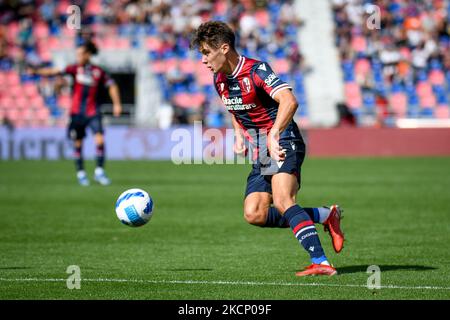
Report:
191,21,345,276
29,41,122,186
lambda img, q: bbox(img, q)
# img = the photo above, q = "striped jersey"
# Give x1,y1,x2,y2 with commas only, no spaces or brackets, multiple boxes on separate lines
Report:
63,63,115,117
213,56,301,146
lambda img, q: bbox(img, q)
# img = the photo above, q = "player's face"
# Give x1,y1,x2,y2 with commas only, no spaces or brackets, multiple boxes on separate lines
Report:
76,47,91,65
199,42,227,73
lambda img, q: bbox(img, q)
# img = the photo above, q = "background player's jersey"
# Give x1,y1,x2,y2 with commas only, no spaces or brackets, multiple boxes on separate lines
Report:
213,56,302,147
63,63,115,117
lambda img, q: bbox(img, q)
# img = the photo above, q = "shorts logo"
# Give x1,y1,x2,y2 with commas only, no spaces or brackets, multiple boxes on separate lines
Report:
258,63,267,71
242,77,251,93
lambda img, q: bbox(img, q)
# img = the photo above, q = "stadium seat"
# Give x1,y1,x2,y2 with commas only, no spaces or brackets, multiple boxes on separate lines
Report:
351,36,367,53
390,93,407,117
179,59,196,75
355,58,371,77
273,59,290,75
419,94,436,108
429,70,445,86
86,0,102,15
33,22,49,39
145,36,162,52
6,71,20,86
435,106,450,118
416,82,433,97
255,10,270,27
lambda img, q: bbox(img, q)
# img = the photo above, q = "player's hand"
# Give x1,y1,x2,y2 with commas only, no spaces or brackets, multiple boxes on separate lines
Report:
268,128,286,162
233,136,247,156
113,103,122,117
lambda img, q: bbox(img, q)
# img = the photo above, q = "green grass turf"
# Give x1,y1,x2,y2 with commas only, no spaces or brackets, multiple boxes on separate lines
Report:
0,158,449,300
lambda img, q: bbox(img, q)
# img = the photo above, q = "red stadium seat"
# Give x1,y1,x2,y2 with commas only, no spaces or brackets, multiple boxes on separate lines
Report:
36,108,50,121
145,37,162,51
6,71,20,86
344,83,362,109
6,108,22,121
8,85,23,98
150,60,166,74
213,0,227,15
435,106,449,118
29,95,46,110
416,82,433,97
57,94,72,110
390,93,407,116
0,96,14,109
57,0,70,15
33,22,49,39
272,59,290,75
355,58,371,77
179,59,196,74
419,94,436,108
429,70,445,86
351,36,367,53
255,10,270,27
14,96,30,110
23,83,39,97
86,0,102,15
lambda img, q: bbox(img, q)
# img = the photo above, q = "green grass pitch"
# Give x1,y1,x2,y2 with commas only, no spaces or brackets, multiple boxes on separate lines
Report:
0,158,449,299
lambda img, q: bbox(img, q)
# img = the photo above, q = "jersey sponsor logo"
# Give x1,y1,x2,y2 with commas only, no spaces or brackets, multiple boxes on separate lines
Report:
221,95,256,111
264,72,278,87
242,77,251,93
76,73,94,86
258,63,267,71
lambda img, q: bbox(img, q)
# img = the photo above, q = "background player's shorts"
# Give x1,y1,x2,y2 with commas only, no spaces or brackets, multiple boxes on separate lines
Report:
244,138,306,198
68,115,104,140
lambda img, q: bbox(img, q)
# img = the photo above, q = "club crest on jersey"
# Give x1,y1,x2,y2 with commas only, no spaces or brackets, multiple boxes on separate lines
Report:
242,77,251,93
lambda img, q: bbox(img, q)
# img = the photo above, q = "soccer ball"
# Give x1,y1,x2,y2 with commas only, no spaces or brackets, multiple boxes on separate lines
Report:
115,188,153,227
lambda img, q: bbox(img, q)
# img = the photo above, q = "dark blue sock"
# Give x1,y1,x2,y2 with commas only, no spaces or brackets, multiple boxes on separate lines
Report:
264,207,319,227
284,204,327,263
96,143,105,168
304,207,320,223
264,207,289,228
74,145,84,171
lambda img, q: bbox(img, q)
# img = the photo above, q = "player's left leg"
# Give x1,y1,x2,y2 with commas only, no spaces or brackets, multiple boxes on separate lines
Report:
272,172,337,276
89,116,111,185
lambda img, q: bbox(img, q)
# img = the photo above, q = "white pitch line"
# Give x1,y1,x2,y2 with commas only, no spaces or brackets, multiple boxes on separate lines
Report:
0,278,450,291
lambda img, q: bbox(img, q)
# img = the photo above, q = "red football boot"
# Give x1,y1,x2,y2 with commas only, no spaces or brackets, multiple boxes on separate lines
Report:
295,264,337,277
323,205,345,253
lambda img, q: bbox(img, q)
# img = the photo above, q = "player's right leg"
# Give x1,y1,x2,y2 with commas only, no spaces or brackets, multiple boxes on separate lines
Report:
68,116,89,186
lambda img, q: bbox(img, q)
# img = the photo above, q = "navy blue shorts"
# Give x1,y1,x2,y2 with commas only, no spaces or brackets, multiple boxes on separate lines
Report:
68,115,104,140
244,138,306,198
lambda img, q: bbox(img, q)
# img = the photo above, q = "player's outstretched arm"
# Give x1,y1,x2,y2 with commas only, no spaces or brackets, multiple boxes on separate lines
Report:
28,67,62,77
269,89,299,161
108,83,122,117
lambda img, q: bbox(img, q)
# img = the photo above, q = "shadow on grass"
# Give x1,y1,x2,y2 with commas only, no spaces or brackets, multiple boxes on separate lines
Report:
337,265,437,275
0,267,32,270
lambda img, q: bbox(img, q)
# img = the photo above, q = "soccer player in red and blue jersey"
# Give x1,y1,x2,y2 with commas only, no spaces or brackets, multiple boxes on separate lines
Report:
31,41,122,186
191,21,345,276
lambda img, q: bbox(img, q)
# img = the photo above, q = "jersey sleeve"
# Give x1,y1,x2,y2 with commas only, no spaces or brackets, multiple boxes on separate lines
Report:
251,62,292,99
63,64,77,76
100,69,115,88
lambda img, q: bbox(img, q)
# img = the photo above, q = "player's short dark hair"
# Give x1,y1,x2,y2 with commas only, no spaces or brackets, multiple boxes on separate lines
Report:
79,41,98,55
190,21,236,51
